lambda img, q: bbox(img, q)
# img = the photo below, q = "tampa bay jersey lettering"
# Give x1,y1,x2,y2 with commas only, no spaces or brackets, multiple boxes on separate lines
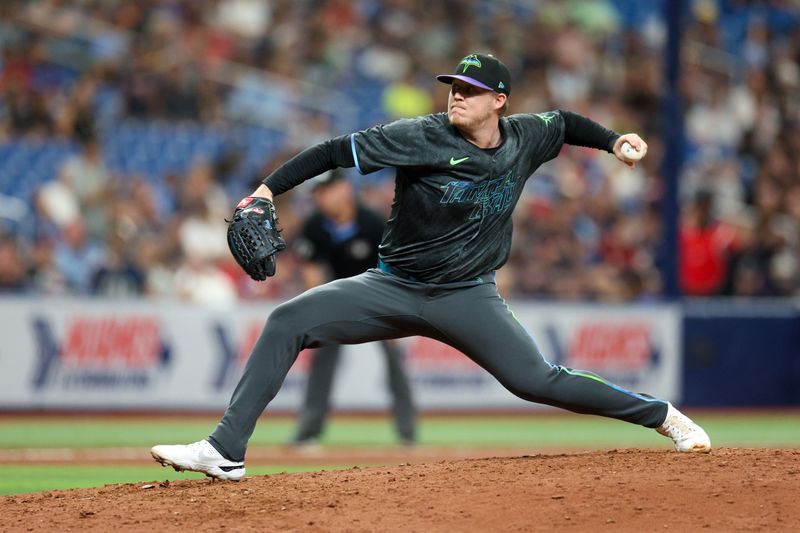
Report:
439,171,518,219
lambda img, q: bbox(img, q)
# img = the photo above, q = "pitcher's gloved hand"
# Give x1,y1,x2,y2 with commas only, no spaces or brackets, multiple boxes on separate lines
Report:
227,197,286,280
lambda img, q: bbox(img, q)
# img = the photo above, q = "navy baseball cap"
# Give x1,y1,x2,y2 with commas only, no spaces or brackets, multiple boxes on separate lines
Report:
437,53,511,96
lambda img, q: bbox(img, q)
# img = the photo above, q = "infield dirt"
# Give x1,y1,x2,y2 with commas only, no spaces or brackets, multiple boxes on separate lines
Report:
1,447,798,532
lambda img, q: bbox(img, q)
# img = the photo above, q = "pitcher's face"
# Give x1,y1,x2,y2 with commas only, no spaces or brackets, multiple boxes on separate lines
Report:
447,80,504,130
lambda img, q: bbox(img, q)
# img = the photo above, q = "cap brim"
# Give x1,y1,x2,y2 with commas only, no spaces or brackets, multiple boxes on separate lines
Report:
436,74,494,92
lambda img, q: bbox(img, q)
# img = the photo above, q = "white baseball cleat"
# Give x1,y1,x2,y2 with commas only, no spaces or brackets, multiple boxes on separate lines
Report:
656,403,711,453
151,440,245,481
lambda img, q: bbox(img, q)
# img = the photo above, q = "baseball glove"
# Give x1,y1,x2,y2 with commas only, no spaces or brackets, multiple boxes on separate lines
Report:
227,196,286,280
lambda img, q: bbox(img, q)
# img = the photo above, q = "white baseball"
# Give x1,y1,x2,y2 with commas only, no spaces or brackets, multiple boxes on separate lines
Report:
621,142,644,161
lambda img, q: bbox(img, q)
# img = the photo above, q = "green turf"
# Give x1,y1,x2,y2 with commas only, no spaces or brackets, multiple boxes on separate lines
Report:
0,413,798,496
1,414,799,449
416,414,800,448
0,465,352,496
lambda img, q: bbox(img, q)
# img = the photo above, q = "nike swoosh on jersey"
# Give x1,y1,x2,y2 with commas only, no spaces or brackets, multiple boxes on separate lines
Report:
449,156,470,166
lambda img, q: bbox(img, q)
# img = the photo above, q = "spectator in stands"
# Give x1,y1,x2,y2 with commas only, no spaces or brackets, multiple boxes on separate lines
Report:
177,199,228,265
58,136,113,241
0,235,30,292
3,84,52,137
160,65,203,121
55,76,99,143
34,179,80,239
28,238,66,295
172,251,238,307
90,235,145,297
134,238,175,299
53,219,107,294
679,189,739,296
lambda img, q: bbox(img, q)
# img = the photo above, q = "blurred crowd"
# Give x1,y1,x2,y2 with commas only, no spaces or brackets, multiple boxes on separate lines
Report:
0,0,798,303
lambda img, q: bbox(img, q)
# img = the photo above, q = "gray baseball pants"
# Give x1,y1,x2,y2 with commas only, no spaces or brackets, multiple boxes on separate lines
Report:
293,341,416,443
209,269,669,461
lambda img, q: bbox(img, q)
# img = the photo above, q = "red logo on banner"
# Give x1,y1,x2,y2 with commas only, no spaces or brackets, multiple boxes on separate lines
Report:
566,322,652,370
62,316,162,368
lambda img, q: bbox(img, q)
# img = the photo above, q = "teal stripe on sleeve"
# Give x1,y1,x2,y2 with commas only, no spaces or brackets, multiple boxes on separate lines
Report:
350,134,363,174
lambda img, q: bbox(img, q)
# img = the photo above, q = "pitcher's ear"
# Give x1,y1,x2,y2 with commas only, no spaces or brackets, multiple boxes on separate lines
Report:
495,93,508,114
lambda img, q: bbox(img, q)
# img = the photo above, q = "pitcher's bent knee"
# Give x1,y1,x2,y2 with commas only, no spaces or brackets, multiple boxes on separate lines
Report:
263,299,309,341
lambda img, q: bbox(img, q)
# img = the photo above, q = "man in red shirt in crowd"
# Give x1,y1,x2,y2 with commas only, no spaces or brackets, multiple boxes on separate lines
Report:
679,189,739,295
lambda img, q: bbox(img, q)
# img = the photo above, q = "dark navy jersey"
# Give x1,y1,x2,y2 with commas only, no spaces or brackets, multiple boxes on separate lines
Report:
351,111,566,283
295,205,385,280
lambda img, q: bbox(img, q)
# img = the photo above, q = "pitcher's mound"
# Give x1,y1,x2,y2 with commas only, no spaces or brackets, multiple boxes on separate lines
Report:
2,448,798,532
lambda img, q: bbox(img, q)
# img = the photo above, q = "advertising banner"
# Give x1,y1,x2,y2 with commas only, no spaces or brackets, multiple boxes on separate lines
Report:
0,298,681,411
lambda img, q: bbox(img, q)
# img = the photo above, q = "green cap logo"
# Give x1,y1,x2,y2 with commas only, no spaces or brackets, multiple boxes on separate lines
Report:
459,54,482,73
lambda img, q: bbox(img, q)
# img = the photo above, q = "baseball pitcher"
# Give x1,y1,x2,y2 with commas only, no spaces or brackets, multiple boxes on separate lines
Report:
152,53,710,481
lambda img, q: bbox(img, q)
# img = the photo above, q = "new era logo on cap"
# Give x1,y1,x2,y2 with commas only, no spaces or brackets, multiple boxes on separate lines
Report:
437,53,511,96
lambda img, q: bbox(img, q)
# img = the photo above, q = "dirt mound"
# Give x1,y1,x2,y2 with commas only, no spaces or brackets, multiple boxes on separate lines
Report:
2,448,798,532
